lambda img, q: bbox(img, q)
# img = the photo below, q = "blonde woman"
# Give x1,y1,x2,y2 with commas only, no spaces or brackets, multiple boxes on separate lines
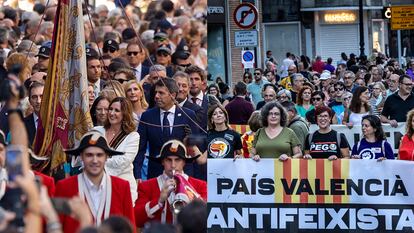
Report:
124,80,148,123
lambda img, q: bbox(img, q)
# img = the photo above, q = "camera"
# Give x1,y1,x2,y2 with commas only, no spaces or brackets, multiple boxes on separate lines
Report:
0,64,25,102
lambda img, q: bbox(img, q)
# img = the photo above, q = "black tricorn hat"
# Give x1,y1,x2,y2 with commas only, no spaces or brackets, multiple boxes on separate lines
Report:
148,139,199,163
65,130,123,157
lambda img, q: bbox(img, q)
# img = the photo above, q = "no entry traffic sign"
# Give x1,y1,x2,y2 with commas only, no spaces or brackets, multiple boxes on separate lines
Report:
233,3,258,29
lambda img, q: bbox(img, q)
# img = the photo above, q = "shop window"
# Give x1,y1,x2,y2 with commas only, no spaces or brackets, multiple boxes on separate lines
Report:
262,0,299,22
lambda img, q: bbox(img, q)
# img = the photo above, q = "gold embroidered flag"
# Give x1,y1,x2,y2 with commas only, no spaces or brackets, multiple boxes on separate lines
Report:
33,0,92,175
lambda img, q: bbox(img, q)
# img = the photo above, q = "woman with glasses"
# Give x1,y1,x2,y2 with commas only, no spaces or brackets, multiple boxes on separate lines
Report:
399,109,414,160
342,86,371,127
124,80,148,124
94,97,140,203
90,96,111,126
306,91,338,124
114,68,135,84
351,115,394,160
295,86,314,118
276,89,292,103
251,101,302,161
369,82,387,117
304,106,350,160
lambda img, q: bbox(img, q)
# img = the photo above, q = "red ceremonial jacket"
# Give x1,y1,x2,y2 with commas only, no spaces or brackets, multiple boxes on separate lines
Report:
33,171,55,197
134,176,207,227
55,175,135,233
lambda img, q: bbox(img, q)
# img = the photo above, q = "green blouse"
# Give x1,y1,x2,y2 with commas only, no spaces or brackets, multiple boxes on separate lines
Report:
253,127,301,158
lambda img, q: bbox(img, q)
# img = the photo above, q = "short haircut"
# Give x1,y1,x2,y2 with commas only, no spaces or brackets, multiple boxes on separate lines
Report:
399,74,412,83
311,90,325,100
291,73,304,82
185,65,206,81
114,68,135,81
28,81,44,97
150,64,167,74
254,68,263,74
261,101,288,127
343,70,355,79
172,71,190,84
314,106,334,118
234,81,247,95
281,101,297,114
154,78,178,94
101,216,134,233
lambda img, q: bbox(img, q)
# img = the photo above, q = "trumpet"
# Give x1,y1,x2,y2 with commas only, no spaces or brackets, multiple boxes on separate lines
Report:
171,172,201,214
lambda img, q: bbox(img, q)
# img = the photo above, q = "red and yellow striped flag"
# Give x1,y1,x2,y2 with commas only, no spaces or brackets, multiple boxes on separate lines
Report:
33,0,92,175
274,159,350,204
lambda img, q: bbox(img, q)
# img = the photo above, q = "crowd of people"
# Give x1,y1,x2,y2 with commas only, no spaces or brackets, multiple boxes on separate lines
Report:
0,0,208,233
207,51,414,162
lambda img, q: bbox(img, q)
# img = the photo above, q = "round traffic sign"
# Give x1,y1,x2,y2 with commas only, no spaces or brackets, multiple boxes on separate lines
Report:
233,3,258,29
243,51,254,62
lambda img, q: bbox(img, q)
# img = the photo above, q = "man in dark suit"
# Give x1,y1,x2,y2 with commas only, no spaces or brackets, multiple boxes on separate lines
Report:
185,65,208,130
24,81,44,146
136,78,200,180
172,71,204,128
86,47,105,98
126,42,149,81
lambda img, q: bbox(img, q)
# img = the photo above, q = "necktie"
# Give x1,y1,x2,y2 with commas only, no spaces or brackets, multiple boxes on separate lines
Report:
191,97,198,105
162,112,170,139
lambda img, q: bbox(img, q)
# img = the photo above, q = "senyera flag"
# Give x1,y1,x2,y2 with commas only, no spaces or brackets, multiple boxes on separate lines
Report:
33,0,92,177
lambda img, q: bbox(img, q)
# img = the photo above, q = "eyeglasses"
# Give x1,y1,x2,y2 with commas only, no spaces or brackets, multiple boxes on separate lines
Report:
254,73,261,75
104,47,117,53
157,52,170,57
312,97,322,101
288,69,295,72
127,51,140,56
401,82,413,86
334,87,344,91
317,114,330,119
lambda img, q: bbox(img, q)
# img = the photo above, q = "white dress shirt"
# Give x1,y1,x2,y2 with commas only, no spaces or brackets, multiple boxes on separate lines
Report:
189,92,204,107
160,105,176,134
83,173,106,214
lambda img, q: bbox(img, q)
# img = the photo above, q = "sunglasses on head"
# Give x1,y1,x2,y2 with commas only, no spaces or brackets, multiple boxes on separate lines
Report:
127,51,140,56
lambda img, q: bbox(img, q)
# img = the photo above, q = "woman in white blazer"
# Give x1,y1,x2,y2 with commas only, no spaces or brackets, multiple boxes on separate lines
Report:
94,97,140,204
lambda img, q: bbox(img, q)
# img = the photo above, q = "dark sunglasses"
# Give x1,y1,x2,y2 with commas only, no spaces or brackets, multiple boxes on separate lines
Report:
334,87,344,91
157,52,170,57
178,63,191,68
104,47,117,53
312,97,322,101
254,72,261,75
115,79,128,84
127,51,140,56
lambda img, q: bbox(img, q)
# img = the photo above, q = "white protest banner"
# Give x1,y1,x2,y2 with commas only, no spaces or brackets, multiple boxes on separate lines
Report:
208,159,414,232
309,123,404,153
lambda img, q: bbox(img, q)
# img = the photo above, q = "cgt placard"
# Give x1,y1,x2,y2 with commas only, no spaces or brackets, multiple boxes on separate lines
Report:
207,159,414,232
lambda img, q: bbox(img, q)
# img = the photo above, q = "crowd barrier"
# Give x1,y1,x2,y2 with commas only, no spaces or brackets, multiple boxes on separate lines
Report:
207,159,414,232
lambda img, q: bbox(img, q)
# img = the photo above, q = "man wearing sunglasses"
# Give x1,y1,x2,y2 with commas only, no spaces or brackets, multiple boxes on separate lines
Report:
155,44,174,78
172,40,192,72
126,42,149,81
103,39,120,59
247,68,269,107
